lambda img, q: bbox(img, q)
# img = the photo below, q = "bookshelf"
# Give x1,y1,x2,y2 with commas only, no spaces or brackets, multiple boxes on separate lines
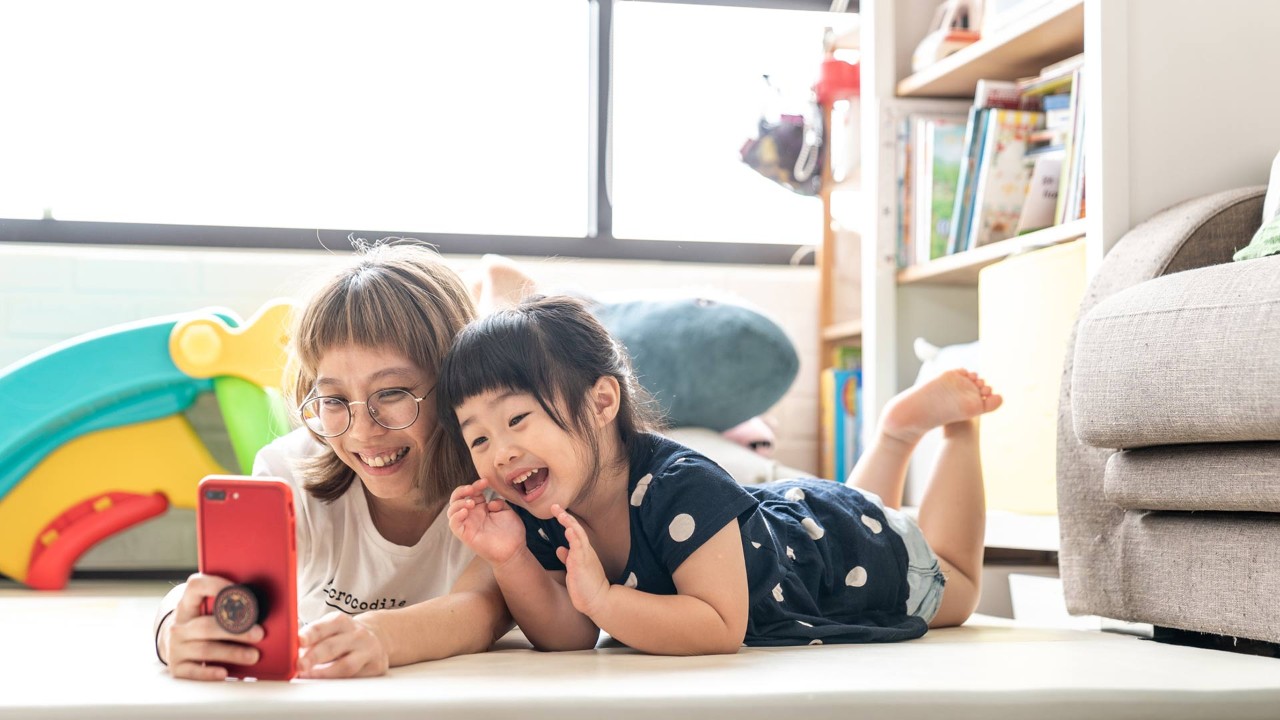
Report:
854,0,1280,553
897,219,1086,285
816,33,863,473
895,0,1084,98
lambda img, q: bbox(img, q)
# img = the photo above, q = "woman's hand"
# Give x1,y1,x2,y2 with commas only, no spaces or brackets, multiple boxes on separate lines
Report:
161,574,265,681
297,612,390,678
552,505,612,618
447,478,527,568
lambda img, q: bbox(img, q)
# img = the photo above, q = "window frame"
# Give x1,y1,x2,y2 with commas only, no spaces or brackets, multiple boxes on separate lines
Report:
0,0,842,265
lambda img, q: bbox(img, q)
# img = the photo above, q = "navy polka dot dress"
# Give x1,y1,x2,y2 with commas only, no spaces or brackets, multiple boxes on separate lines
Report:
517,433,928,646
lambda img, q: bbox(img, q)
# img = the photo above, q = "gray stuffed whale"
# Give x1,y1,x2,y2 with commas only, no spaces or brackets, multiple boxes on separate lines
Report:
589,296,799,432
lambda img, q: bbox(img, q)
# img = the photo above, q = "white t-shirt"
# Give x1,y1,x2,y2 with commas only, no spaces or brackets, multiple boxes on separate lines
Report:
252,428,475,624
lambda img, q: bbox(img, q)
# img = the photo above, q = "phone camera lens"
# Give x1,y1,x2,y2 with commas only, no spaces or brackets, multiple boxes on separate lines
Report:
205,489,227,501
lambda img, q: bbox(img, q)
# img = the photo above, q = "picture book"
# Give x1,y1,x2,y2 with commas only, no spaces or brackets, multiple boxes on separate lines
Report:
925,118,967,261
1014,152,1063,235
947,106,991,255
967,109,1045,248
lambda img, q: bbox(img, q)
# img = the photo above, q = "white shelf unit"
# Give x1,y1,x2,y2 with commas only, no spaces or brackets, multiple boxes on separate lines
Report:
855,0,1280,551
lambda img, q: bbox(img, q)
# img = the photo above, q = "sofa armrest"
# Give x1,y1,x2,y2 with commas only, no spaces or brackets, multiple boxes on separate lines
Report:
1056,186,1265,621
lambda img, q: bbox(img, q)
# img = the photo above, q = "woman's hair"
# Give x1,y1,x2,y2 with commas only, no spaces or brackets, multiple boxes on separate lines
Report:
436,295,662,504
287,240,477,504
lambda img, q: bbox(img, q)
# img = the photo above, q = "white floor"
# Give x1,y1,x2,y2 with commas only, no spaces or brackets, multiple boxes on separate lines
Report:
4,580,1280,720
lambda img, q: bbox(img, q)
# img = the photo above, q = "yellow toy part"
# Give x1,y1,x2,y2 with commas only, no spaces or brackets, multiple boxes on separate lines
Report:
0,415,226,589
170,300,296,390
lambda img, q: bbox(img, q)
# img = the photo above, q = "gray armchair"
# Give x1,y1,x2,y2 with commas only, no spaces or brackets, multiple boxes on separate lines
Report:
1058,186,1280,644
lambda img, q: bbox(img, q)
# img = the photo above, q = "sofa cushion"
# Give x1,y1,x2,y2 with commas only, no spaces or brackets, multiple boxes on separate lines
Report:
1103,443,1280,512
1109,509,1280,643
1072,253,1280,449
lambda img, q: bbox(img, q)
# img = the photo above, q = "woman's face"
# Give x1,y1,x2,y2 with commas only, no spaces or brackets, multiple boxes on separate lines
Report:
312,344,434,502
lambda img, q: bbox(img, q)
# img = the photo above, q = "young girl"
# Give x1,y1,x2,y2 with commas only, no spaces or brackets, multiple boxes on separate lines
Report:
440,295,1001,654
154,242,512,679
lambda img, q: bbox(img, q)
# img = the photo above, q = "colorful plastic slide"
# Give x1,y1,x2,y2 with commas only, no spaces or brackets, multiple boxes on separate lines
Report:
0,301,295,589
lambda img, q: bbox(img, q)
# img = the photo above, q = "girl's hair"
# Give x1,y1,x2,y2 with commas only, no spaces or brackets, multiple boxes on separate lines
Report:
436,295,662,503
287,240,477,504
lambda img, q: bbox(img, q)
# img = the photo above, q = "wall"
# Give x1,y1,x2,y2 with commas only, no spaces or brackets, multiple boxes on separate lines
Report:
0,242,819,570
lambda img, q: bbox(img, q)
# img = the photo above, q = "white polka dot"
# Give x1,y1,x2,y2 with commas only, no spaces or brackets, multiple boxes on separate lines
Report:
772,584,785,602
538,528,550,542
861,514,883,534
785,487,806,502
669,513,696,542
801,517,825,540
809,639,823,646
797,620,813,628
625,572,638,588
845,566,868,587
751,541,762,549
630,474,653,507
786,546,796,561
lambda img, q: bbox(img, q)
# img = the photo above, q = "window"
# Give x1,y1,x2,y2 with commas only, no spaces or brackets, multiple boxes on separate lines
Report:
613,2,851,246
0,1,589,237
0,1,853,263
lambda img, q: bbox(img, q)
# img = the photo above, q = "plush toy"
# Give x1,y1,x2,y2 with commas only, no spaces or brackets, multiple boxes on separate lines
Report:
590,297,798,432
721,416,777,458
469,255,800,433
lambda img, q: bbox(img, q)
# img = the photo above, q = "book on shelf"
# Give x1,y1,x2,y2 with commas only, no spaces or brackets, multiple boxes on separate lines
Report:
1054,66,1086,224
895,117,913,268
1036,52,1086,82
896,111,965,268
974,79,1022,110
1014,151,1063,235
820,364,862,484
946,80,1020,255
912,116,967,264
831,344,862,371
967,109,1045,248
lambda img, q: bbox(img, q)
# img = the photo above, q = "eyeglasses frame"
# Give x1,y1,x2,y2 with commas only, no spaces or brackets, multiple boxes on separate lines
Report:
299,385,435,438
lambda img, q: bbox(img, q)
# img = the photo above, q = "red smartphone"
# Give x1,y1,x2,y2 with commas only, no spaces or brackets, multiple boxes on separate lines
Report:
196,475,298,681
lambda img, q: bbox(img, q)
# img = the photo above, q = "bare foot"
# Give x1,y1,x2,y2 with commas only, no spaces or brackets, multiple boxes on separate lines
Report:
880,369,1002,444
472,254,539,314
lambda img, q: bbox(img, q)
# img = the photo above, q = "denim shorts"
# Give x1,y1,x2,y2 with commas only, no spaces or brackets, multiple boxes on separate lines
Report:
852,488,946,623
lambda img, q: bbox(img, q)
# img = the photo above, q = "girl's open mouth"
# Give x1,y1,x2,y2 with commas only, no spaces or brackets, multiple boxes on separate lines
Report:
513,467,549,498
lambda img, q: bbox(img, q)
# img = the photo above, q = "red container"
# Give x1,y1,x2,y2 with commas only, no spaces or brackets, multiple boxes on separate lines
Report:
816,58,860,106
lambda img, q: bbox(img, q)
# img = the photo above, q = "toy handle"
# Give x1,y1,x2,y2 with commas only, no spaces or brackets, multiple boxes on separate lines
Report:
26,492,170,590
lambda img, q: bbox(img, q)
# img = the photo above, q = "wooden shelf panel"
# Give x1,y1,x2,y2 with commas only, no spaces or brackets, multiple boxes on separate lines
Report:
897,219,1086,286
821,320,863,342
897,0,1084,98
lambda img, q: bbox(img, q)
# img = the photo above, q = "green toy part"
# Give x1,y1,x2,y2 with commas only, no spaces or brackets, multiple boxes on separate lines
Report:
213,377,292,474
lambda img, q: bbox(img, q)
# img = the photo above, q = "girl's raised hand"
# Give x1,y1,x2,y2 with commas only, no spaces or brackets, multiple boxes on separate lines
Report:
552,505,612,618
447,478,526,568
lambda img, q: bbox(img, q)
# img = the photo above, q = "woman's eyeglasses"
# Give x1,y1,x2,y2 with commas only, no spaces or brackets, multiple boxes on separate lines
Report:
299,387,432,438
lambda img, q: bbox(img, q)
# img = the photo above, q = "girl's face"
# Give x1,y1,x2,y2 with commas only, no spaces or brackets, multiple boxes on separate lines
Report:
313,344,435,503
455,389,592,519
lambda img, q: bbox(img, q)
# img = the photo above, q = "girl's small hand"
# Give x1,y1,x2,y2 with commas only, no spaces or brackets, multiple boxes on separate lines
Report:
552,504,612,618
162,573,265,681
447,478,526,568
297,611,389,678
